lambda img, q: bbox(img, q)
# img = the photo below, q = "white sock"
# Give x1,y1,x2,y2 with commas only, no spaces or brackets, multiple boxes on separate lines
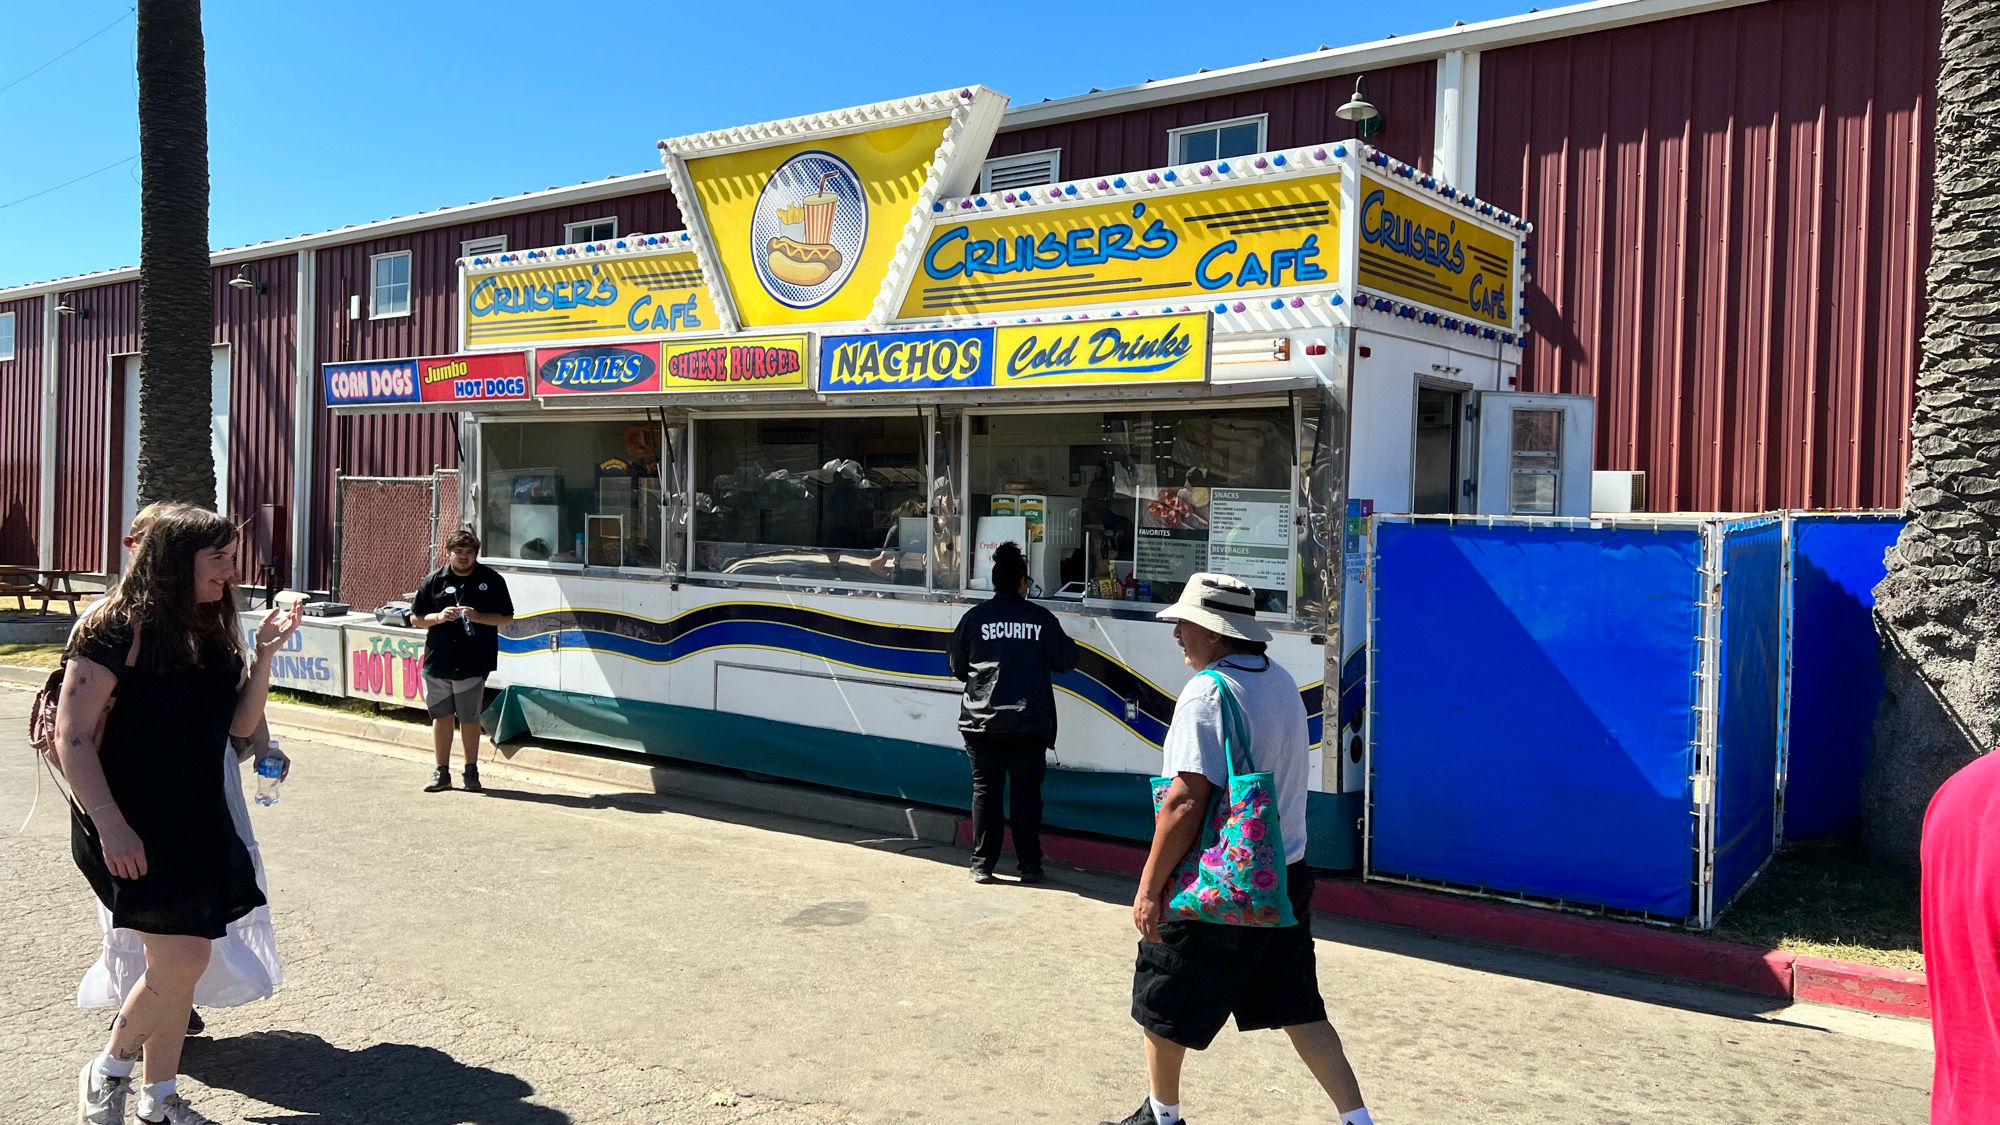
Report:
1340,1108,1376,1125
95,1051,135,1079
1149,1095,1182,1125
137,1078,177,1117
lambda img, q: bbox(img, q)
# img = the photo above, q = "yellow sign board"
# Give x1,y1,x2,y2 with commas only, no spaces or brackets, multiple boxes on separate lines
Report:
992,312,1208,387
661,334,810,392
1357,173,1518,327
900,173,1341,320
461,251,715,348
681,120,950,327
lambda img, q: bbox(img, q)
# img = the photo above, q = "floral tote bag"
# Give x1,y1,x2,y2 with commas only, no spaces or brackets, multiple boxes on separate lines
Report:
1149,669,1297,927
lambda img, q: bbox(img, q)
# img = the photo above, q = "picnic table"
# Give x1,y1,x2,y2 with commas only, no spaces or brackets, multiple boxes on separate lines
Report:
0,566,86,615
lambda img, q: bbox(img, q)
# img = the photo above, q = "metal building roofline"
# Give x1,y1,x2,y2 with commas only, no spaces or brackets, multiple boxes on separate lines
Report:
0,169,675,300
1003,0,1767,128
0,0,1766,302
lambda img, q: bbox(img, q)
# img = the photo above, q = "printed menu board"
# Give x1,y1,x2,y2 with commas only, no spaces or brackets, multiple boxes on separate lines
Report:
1208,488,1293,596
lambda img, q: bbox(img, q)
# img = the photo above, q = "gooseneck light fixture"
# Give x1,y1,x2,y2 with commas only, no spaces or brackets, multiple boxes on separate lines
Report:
1336,75,1382,138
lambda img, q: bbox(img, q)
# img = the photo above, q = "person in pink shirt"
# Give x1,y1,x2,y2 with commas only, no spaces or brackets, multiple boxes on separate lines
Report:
1922,750,2000,1123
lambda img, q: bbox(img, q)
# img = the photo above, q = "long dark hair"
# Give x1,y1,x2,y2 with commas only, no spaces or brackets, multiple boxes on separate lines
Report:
76,503,242,670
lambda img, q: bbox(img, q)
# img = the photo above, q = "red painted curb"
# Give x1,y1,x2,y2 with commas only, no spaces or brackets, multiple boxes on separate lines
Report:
1307,878,1795,999
971,821,1930,1020
1792,954,1930,1019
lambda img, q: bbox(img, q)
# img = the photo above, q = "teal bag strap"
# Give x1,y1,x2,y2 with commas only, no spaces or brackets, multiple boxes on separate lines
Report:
1199,669,1255,779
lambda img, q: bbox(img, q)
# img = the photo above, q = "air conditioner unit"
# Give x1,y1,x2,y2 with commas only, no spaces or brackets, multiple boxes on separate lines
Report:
1591,470,1647,514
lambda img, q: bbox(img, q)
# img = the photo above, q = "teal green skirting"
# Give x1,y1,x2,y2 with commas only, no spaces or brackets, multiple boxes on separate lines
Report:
487,685,1361,870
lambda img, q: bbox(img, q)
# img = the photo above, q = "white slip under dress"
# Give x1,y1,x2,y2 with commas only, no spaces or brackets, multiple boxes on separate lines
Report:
75,742,282,1009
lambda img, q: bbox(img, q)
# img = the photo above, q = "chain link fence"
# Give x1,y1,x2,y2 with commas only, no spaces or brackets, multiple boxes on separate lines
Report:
333,469,461,612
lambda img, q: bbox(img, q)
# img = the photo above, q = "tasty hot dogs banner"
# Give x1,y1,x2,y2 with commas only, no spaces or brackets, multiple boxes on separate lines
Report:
819,312,1210,393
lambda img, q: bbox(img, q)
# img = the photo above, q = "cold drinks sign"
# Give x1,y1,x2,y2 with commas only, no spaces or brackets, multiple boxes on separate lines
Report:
323,352,532,408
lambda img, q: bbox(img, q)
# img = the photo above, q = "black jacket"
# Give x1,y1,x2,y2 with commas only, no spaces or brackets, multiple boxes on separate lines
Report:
947,593,1078,744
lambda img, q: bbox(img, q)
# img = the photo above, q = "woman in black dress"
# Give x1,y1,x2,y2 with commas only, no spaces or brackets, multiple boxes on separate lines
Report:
58,504,301,1125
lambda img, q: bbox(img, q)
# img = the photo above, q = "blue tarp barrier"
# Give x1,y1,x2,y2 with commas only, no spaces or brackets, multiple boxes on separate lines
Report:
1785,515,1900,839
1369,522,1705,918
1712,519,1784,910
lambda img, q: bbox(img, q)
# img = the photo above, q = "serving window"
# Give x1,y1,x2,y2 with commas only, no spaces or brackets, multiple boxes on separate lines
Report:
966,404,1296,613
478,419,665,568
692,414,929,585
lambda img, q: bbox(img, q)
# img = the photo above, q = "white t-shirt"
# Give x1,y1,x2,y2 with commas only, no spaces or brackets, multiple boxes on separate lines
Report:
1159,653,1311,864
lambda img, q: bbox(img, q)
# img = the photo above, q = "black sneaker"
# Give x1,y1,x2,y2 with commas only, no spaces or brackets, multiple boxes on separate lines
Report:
969,867,997,884
423,766,452,793
1102,1102,1173,1125
186,1008,204,1036
1018,869,1046,885
461,764,483,792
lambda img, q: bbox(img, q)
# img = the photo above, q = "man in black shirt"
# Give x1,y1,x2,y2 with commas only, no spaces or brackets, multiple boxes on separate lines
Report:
410,528,514,793
948,542,1079,883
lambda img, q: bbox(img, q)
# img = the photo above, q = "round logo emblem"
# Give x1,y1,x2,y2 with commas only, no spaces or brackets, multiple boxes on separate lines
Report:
749,150,867,309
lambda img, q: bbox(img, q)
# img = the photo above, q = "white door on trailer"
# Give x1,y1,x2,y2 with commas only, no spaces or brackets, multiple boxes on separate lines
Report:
1473,392,1596,517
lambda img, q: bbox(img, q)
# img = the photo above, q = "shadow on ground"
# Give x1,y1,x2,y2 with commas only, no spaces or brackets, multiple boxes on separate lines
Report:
470,736,1829,1031
183,1031,569,1124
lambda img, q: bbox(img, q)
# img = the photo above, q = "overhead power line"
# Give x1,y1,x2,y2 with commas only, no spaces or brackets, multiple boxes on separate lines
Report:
0,7,135,97
0,154,139,211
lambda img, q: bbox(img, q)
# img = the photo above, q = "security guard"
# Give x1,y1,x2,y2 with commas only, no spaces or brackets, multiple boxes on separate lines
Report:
948,542,1079,883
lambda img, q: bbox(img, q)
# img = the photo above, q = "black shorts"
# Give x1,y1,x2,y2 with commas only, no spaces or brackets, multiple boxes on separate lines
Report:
1131,861,1328,1049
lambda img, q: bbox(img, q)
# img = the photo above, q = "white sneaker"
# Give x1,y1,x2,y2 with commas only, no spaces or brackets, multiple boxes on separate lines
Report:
138,1094,220,1125
76,1060,133,1125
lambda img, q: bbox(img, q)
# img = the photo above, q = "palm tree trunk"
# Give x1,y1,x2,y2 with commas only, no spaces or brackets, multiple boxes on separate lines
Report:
1866,0,2000,872
135,0,215,510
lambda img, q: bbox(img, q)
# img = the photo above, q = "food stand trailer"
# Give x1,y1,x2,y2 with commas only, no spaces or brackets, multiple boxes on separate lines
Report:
324,86,1590,864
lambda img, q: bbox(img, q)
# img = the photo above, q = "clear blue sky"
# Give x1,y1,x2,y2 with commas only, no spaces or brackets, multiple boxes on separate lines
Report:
0,0,1535,289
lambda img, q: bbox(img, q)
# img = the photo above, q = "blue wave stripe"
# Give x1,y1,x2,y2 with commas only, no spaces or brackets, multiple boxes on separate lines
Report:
502,618,1312,750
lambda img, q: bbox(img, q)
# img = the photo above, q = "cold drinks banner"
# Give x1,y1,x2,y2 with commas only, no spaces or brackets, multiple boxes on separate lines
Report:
1356,171,1518,328
901,173,1342,320
460,248,716,349
819,312,1209,393
324,353,531,409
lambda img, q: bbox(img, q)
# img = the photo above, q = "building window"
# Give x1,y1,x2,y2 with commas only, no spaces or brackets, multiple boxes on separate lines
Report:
479,419,665,568
0,311,13,361
368,251,411,319
979,149,1061,194
1169,115,1267,165
966,405,1294,611
564,218,617,245
1507,408,1564,516
693,415,927,586
461,235,507,260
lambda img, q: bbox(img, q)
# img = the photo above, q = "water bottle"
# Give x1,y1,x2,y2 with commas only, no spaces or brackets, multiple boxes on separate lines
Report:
254,743,285,806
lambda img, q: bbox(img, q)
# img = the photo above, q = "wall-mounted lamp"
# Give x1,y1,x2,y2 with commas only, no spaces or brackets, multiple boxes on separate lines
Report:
1336,75,1383,138
54,296,88,320
227,265,266,294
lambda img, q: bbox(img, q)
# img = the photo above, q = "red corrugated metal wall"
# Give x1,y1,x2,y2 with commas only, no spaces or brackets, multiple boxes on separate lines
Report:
0,297,41,564
990,61,1438,179
1478,0,1937,511
306,187,683,589
53,281,139,572
213,254,299,581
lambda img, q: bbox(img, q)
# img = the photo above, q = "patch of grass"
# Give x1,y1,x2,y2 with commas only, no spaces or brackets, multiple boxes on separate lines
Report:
0,642,63,670
1713,834,1922,973
268,686,430,724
